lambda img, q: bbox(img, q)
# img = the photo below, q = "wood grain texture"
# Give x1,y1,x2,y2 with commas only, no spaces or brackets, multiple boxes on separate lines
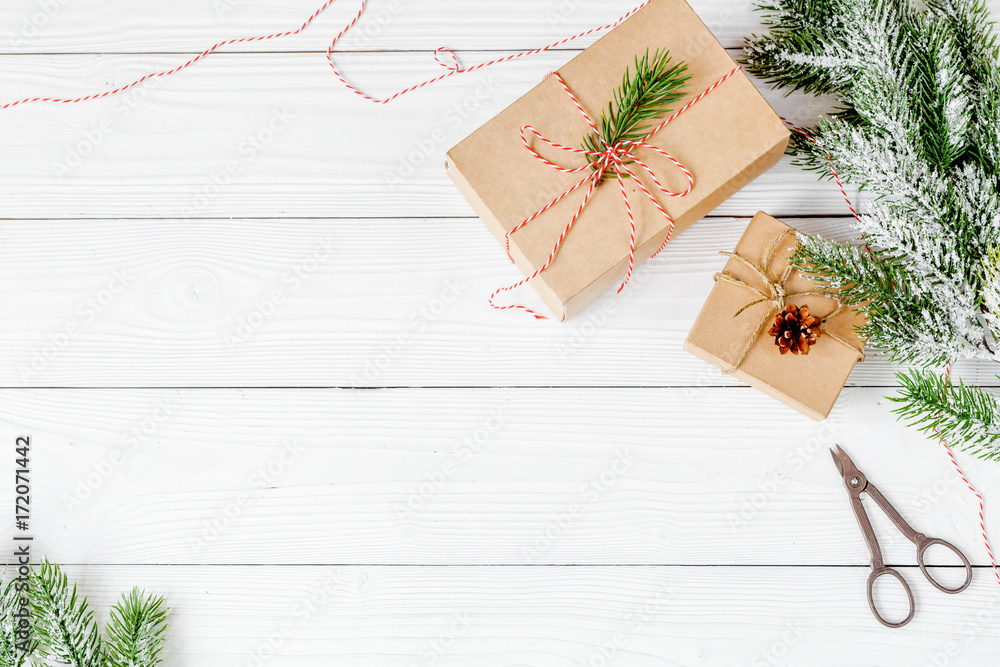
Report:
0,217,996,387
4,1,1000,662
0,50,855,219
0,0,842,53
7,387,997,565
34,564,1000,666
2,0,996,54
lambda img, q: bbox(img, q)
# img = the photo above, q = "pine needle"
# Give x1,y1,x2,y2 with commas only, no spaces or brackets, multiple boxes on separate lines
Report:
892,369,1000,457
742,0,856,95
0,579,35,667
984,245,1000,341
104,588,167,667
580,48,690,176
746,0,1000,454
30,559,103,667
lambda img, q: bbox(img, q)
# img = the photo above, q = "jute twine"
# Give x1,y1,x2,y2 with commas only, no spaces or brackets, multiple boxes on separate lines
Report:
714,228,865,373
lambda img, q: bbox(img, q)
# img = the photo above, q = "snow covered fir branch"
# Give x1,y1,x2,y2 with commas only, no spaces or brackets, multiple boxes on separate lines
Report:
0,560,166,667
744,0,1000,458
894,369,1000,457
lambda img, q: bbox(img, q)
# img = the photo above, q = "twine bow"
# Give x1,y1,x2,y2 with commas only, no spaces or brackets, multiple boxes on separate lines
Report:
715,228,866,372
490,65,744,320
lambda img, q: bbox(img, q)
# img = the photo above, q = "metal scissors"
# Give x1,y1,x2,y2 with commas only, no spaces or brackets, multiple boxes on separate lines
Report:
830,445,973,627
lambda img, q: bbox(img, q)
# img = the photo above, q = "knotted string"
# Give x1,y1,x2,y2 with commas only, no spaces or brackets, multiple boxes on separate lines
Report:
490,65,743,320
2,0,659,110
4,0,995,591
779,119,999,588
326,1,658,104
714,228,865,372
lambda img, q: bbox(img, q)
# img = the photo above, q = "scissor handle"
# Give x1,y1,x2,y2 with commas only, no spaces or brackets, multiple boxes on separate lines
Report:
867,567,915,628
917,536,973,594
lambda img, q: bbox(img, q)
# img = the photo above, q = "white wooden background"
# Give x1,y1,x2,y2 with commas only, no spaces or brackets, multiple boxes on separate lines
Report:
2,0,1000,664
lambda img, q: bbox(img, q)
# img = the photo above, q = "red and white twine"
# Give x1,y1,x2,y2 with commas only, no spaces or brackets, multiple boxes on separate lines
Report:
784,116,999,585
490,66,741,319
939,365,1000,585
3,0,996,584
325,0,657,104
1,0,341,109
778,116,860,222
2,0,655,110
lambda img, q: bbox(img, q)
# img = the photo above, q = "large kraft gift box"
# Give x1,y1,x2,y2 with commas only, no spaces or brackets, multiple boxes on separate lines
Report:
684,212,867,420
445,0,789,321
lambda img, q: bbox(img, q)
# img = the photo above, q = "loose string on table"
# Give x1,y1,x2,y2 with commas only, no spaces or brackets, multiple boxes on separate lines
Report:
1,1,344,109
4,0,995,584
326,0,656,104
939,364,1000,585
2,0,655,110
0,0,668,320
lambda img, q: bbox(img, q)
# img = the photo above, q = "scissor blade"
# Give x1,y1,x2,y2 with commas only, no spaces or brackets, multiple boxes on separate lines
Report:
836,444,861,472
830,447,845,477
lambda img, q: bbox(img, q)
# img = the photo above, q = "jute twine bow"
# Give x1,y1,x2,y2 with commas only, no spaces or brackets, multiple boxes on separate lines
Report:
715,228,866,373
490,64,744,320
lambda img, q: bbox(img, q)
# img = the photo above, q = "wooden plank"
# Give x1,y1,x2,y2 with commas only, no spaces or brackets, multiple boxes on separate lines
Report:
3,0,997,54
8,387,999,565
0,216,996,387
0,51,857,219
28,564,1000,666
0,0,809,53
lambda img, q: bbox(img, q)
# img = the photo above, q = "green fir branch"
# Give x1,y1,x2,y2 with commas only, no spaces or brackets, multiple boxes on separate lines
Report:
892,369,1000,457
927,0,1000,75
580,48,690,175
792,233,913,306
792,234,968,365
743,0,856,95
743,31,855,95
30,560,103,667
0,578,35,667
746,0,1000,455
910,18,973,168
783,117,855,174
926,0,1000,167
103,588,167,667
0,562,168,667
985,245,1000,340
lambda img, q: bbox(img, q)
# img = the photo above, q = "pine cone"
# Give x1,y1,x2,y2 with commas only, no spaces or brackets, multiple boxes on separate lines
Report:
768,304,822,355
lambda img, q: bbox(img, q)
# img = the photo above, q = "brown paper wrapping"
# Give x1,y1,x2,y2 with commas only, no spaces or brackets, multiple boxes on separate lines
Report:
684,212,866,421
445,0,789,321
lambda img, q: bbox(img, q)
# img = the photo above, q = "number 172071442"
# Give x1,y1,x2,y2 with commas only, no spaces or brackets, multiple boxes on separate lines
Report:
14,437,29,532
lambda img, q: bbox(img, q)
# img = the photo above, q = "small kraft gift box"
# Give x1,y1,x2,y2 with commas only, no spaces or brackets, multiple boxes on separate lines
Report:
446,0,789,321
685,212,867,420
